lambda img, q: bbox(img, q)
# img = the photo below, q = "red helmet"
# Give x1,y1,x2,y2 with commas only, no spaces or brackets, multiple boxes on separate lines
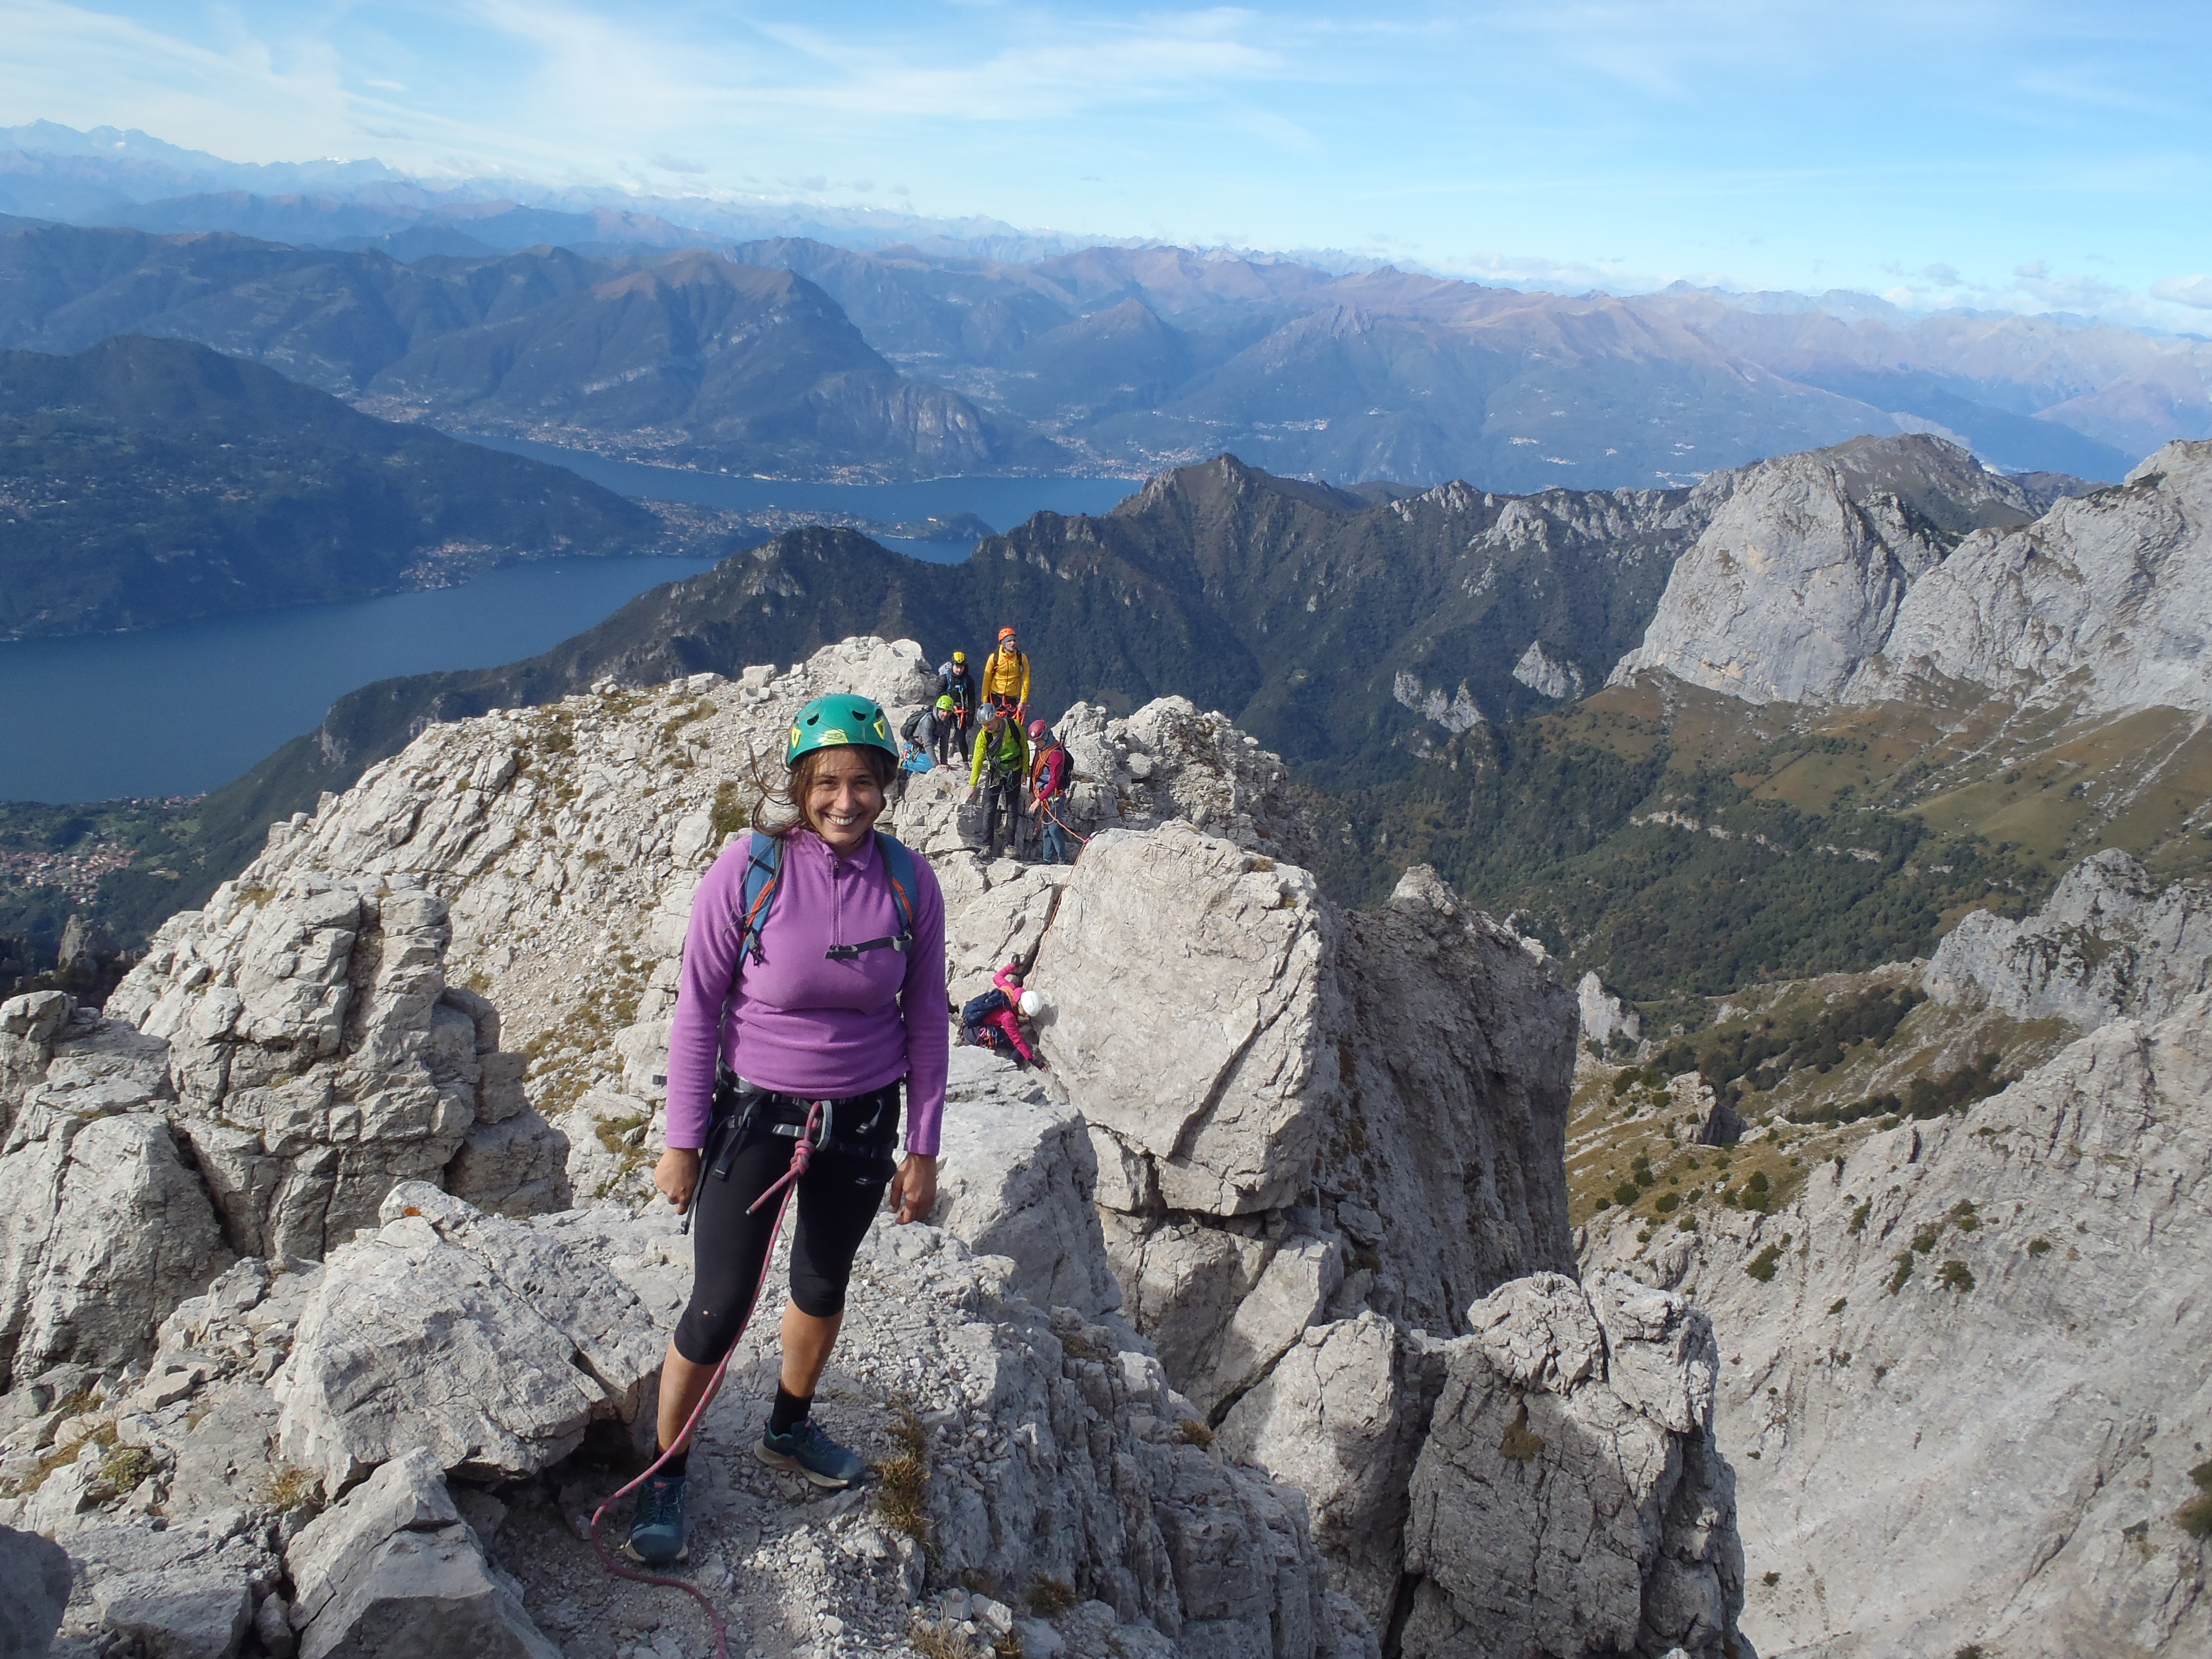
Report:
1028,719,1049,739
998,626,1017,642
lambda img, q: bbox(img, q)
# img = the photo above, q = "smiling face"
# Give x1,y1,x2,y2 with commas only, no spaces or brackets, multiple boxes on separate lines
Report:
798,745,887,855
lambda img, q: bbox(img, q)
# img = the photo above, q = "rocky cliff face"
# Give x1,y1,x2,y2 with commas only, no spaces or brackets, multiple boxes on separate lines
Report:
1926,848,2212,1028
0,634,1744,1659
1582,975,2212,1656
1619,435,2212,722
1610,433,2038,703
1852,439,2212,715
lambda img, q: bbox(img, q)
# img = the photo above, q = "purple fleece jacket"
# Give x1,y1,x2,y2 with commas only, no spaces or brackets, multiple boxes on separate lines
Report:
664,828,949,1154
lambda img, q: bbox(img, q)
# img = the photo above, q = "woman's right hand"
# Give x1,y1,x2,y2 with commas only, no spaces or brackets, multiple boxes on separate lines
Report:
656,1148,702,1214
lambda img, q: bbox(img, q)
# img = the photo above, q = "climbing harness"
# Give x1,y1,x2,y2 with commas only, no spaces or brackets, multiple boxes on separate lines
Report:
587,1101,835,1659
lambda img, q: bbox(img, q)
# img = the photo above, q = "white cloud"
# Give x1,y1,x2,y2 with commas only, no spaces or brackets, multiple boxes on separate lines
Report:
2151,275,2212,310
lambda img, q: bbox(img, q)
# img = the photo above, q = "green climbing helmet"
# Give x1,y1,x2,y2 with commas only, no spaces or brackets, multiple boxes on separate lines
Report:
787,693,898,767
936,694,955,711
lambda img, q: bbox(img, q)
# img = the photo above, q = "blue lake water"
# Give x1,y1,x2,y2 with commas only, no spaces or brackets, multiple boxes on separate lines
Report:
456,435,1142,544
4,459,1145,804
1,556,720,803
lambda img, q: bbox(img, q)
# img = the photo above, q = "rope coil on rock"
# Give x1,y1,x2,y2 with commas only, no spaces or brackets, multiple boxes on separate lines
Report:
587,1100,831,1658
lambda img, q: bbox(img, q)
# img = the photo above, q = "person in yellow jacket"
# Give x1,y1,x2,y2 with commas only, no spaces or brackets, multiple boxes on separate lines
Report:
965,706,1031,859
981,626,1030,718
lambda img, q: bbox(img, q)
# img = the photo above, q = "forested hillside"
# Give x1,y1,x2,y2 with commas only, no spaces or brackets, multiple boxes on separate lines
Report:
0,335,679,637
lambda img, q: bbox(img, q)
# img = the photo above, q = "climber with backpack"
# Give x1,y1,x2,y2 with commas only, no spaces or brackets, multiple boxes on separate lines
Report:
981,626,1031,721
937,651,979,750
628,693,948,1568
1026,720,1077,865
965,705,1031,860
907,695,963,770
961,961,1046,1067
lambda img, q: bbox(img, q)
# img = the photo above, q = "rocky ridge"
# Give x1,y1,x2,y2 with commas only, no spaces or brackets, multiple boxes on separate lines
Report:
1572,853,2212,1657
1618,436,2212,722
1926,847,2212,1028
1609,433,2038,703
0,636,1746,1658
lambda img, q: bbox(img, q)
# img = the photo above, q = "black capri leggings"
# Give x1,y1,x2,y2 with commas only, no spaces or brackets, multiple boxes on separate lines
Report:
671,1115,897,1366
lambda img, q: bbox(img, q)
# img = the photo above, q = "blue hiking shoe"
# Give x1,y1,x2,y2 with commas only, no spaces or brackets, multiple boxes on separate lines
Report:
755,1418,865,1489
624,1474,689,1565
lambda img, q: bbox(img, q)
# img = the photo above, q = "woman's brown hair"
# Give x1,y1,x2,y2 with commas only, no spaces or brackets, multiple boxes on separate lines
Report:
751,743,900,839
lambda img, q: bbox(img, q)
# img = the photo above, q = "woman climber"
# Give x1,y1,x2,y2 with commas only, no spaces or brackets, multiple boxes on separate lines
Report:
630,693,949,1566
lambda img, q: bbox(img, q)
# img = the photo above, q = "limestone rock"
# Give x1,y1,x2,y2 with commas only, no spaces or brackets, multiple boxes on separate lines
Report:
1577,972,1641,1048
284,1447,559,1659
1852,440,2212,715
930,1050,1121,1318
271,1184,678,1493
1214,1313,1443,1628
1326,865,1579,1332
1033,824,1330,1217
1,990,75,1136
933,853,1072,1006
1400,1273,1742,1659
1926,847,2212,1028
0,1100,230,1386
0,1523,69,1657
1586,991,2212,1659
1035,827,1576,1469
832,1229,1347,1659
1611,439,1996,702
94,875,553,1259
1512,640,1585,701
47,1510,280,1659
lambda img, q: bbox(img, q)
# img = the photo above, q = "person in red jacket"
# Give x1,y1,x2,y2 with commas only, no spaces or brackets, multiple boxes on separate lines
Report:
1027,720,1077,865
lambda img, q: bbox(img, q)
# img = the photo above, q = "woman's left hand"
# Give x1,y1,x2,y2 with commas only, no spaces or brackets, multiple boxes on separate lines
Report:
890,1153,939,1225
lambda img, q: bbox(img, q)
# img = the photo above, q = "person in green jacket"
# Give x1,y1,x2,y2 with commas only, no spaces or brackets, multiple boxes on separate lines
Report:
965,707,1031,859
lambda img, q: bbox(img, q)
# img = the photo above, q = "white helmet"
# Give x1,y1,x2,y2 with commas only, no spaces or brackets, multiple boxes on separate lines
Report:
1018,989,1045,1019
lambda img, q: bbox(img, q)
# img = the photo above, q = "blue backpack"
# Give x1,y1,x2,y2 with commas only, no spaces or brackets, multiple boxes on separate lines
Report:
735,829,920,965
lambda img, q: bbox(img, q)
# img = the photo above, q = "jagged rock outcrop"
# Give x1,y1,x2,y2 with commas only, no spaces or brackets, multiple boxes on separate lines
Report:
930,1049,1124,1319
1584,991,2212,1658
1214,1312,1440,1629
285,1448,559,1658
4,874,574,1298
1617,435,2212,724
107,876,561,1256
1037,836,1575,1339
1577,971,1642,1048
0,1087,231,1389
1927,848,2212,1028
1852,441,2212,714
272,1182,681,1494
1611,435,2031,703
1400,1274,1740,1659
43,1510,283,1657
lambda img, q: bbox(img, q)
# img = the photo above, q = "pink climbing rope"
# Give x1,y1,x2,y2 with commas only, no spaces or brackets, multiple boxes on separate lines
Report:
587,1101,829,1659
1037,794,1092,849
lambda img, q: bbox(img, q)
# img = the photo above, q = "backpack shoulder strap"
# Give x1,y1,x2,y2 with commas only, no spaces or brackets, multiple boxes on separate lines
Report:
736,830,783,965
875,833,919,939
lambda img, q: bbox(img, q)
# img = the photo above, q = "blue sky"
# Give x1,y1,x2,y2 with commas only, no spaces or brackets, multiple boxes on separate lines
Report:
4,1,2208,328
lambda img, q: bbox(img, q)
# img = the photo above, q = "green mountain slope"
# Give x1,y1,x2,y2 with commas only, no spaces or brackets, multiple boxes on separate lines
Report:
0,335,676,638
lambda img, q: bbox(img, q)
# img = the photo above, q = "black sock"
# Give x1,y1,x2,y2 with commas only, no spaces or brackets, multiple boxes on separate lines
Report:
770,1386,811,1436
657,1444,690,1480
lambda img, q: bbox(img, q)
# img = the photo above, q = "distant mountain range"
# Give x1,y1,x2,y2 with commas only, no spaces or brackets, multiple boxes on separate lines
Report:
4,123,2207,489
0,335,681,638
101,434,2049,921
21,432,2212,1016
